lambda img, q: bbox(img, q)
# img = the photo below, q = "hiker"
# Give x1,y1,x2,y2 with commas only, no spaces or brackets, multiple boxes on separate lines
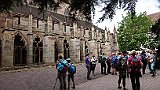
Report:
117,52,128,90
150,50,157,76
146,50,152,72
98,55,102,63
101,53,108,75
140,50,147,74
85,53,91,80
111,53,118,75
122,51,129,78
128,50,143,90
66,58,76,89
90,55,97,76
56,55,68,90
106,54,112,74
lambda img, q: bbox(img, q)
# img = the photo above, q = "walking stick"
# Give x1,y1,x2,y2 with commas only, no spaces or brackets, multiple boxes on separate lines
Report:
53,75,58,90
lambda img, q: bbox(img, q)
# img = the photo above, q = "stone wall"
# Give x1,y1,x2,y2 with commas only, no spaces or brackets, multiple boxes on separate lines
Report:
69,38,80,62
0,5,119,67
1,31,14,67
43,36,55,64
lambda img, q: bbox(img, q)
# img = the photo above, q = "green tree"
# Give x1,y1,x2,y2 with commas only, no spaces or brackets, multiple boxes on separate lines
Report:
117,12,153,51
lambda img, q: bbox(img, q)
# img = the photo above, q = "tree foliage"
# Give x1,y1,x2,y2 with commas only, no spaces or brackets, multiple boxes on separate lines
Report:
117,12,153,51
0,0,137,21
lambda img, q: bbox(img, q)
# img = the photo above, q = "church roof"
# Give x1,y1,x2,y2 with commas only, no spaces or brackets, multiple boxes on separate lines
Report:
148,12,160,21
12,5,103,31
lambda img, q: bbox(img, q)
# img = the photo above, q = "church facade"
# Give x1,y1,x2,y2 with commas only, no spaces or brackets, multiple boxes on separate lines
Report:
0,2,118,67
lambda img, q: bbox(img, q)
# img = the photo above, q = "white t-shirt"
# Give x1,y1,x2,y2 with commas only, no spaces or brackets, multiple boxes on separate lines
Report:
91,57,97,64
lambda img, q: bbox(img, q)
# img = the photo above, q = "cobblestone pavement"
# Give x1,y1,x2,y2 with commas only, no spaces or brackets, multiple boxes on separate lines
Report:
0,63,160,90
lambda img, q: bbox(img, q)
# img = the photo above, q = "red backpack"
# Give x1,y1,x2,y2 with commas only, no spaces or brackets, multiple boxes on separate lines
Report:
130,57,141,71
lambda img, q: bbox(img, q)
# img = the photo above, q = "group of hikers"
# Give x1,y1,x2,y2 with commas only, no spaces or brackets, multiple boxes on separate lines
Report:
85,49,159,90
55,49,159,90
55,55,76,90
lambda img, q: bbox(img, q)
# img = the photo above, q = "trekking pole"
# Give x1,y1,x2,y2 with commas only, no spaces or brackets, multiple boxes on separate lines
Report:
53,75,58,90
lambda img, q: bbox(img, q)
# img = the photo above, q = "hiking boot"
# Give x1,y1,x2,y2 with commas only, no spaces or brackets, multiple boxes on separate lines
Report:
115,72,117,75
123,87,128,90
93,74,95,76
143,72,145,74
72,86,76,89
87,77,91,80
118,86,122,89
108,72,111,74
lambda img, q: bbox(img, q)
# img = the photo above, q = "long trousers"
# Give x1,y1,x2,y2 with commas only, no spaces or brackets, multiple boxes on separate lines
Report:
58,73,67,90
107,62,111,73
101,63,106,74
118,75,126,88
68,74,75,89
86,65,91,79
142,61,147,74
130,72,141,90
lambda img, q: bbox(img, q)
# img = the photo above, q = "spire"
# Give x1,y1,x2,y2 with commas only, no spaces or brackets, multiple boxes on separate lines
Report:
113,25,116,34
29,6,32,15
108,28,110,33
105,26,107,31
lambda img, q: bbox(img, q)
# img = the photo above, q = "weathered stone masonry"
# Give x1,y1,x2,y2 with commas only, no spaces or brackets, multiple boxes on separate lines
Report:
0,4,118,67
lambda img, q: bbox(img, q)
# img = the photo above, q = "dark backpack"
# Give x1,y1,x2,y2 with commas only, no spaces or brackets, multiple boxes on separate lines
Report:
101,56,106,63
141,54,146,62
69,64,76,74
57,59,68,73
130,57,141,70
117,57,127,71
98,56,102,63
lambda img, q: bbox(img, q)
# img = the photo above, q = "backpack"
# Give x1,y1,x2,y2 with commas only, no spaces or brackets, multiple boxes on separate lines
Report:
69,64,76,74
57,59,68,73
98,56,102,63
101,56,106,63
112,56,118,64
117,57,126,71
141,54,146,62
130,57,141,70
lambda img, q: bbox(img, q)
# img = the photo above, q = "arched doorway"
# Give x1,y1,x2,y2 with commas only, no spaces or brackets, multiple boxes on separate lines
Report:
14,34,27,66
54,42,59,63
64,40,69,59
33,36,43,64
0,40,2,67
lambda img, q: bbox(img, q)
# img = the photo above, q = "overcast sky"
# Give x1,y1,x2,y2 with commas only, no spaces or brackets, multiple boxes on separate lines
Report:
92,0,160,33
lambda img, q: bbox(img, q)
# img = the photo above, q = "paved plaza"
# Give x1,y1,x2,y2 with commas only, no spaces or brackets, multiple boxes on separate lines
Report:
0,63,160,90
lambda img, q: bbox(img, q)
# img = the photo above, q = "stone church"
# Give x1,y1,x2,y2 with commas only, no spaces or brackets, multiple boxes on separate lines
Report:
0,1,118,67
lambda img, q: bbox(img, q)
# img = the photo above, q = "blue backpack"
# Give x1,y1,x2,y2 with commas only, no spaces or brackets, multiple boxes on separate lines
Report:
57,59,68,73
112,56,118,64
69,64,76,74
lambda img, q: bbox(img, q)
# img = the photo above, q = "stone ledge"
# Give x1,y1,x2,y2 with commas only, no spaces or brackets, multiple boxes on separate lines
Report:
0,62,84,73
0,64,55,73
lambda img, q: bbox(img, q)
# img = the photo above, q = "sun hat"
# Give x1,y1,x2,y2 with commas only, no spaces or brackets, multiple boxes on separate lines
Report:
130,50,136,55
66,58,71,61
